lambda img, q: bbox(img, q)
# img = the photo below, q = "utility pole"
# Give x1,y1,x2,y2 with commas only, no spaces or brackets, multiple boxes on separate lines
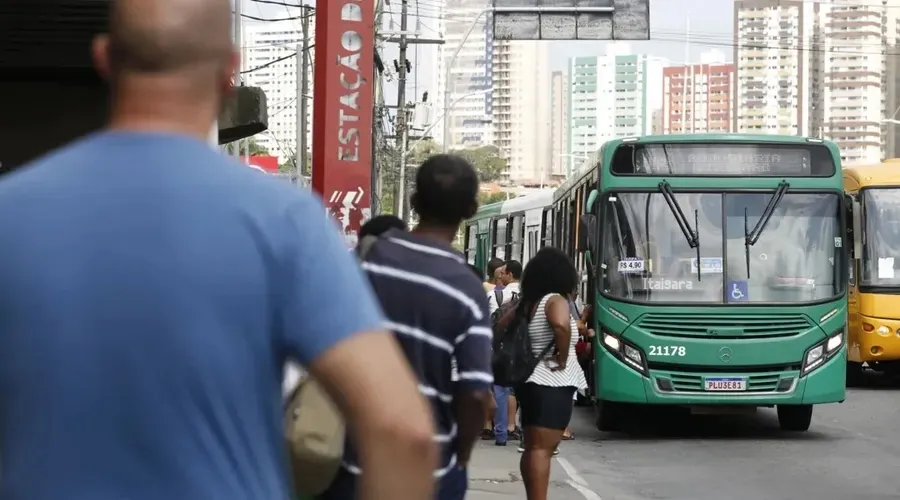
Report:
297,7,311,185
232,0,243,160
373,0,385,213
393,0,410,220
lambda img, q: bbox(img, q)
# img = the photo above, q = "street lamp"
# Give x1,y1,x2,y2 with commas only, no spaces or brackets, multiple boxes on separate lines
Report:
409,89,491,159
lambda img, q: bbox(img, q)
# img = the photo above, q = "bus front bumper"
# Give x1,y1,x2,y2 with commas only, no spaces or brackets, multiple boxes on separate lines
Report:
596,346,846,406
852,314,900,363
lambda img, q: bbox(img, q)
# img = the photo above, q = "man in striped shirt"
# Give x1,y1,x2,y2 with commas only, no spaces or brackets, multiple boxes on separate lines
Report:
322,155,493,500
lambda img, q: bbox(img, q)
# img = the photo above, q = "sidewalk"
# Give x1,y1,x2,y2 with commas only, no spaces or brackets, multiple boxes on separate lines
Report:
466,440,586,499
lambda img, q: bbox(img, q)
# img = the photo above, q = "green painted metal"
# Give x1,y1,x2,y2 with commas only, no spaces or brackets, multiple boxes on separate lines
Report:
586,133,847,416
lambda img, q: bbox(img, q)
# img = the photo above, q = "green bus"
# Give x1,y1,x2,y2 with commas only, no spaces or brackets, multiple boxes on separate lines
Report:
556,134,848,432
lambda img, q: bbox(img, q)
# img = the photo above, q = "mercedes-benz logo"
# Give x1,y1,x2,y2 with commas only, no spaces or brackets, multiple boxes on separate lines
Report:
718,347,733,362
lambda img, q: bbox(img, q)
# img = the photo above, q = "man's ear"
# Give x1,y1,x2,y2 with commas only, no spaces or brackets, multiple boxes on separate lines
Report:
221,47,240,96
92,34,112,80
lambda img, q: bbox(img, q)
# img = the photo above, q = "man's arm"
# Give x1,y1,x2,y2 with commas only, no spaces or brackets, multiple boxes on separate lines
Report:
454,287,494,467
277,198,437,500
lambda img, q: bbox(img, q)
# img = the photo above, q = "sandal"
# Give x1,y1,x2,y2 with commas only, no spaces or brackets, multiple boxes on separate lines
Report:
481,428,494,440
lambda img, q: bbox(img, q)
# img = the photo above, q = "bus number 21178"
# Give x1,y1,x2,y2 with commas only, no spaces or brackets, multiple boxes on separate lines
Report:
649,345,686,357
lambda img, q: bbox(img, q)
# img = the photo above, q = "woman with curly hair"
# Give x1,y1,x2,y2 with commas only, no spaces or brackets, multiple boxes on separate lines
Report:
514,247,587,500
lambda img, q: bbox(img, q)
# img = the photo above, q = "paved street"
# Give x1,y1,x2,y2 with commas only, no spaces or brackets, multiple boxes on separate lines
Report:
469,372,900,499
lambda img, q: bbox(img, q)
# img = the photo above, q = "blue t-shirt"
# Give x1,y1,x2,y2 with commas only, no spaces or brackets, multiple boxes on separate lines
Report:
0,131,384,499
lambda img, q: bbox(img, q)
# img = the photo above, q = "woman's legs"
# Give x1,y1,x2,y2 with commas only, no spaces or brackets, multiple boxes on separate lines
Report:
517,384,576,500
521,426,564,500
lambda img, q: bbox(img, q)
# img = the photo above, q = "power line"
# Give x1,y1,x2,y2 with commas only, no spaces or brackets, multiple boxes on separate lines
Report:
240,45,315,74
250,0,308,7
239,12,311,22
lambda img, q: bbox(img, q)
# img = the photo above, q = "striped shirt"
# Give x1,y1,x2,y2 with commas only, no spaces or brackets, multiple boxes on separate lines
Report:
348,228,493,477
527,294,588,390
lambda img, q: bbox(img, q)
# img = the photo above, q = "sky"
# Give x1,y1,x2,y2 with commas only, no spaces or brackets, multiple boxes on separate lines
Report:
242,0,737,123
244,0,736,64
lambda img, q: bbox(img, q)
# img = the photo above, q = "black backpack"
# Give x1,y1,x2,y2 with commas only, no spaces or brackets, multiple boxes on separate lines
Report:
491,304,555,387
490,289,519,328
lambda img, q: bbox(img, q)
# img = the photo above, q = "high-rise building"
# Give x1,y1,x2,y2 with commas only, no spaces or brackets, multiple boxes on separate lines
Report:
550,71,569,180
492,41,551,183
733,0,819,136
565,44,661,176
435,0,494,149
434,2,551,182
820,0,900,165
243,21,314,163
662,62,735,134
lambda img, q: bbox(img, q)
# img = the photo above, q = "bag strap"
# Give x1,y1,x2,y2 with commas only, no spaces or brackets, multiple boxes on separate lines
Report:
493,289,503,307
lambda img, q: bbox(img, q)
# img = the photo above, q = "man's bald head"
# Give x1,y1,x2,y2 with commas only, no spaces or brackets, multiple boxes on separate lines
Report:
96,0,235,79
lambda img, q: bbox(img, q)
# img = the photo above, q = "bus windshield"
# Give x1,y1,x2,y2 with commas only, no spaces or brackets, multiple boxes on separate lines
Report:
600,191,843,303
861,188,900,287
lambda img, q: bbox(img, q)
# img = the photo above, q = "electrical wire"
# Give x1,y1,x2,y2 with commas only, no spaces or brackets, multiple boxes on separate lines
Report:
240,44,314,74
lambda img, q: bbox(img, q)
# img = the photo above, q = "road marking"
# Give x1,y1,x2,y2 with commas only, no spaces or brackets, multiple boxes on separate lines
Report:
557,456,602,500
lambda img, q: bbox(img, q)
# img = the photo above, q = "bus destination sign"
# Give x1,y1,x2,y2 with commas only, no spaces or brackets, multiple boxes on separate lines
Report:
616,143,835,177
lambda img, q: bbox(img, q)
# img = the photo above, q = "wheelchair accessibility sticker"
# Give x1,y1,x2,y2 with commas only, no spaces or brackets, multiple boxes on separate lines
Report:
727,280,749,302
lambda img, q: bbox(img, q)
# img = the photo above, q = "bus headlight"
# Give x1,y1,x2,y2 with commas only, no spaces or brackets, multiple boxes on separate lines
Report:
601,330,648,376
802,330,844,375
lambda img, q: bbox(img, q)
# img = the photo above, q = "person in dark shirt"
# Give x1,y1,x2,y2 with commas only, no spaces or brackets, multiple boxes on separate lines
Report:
360,214,407,238
322,155,493,500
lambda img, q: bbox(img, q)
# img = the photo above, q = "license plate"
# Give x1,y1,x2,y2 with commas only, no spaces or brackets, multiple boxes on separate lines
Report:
705,377,746,391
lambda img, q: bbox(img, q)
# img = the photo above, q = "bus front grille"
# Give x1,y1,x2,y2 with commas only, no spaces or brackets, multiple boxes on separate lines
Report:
636,313,813,339
667,373,784,393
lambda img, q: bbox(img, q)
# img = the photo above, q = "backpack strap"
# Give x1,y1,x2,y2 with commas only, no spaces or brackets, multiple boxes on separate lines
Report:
493,288,503,307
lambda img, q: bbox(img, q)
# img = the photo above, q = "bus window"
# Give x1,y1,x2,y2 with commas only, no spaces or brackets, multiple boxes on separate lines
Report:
492,218,508,259
541,208,553,247
510,214,524,262
465,224,478,264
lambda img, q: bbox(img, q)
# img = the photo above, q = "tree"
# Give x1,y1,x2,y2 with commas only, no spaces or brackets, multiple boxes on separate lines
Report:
479,191,517,206
224,137,270,156
449,145,507,183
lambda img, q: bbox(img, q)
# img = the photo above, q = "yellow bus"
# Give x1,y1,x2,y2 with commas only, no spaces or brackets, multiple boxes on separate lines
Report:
844,160,900,384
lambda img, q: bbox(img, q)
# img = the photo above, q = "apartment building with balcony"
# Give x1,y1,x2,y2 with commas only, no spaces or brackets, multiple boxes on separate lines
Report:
435,0,494,149
491,41,551,183
663,62,735,134
733,0,821,136
820,0,900,165
550,71,569,180
243,21,315,161
565,44,660,177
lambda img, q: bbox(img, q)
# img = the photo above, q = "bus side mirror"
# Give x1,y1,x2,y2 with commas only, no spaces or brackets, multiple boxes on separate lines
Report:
851,197,862,258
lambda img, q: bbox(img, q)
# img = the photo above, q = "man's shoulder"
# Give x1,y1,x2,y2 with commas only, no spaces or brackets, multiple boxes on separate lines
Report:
369,239,486,303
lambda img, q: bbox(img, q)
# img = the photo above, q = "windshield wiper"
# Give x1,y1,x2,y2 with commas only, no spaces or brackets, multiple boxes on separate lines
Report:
743,181,790,278
658,181,702,280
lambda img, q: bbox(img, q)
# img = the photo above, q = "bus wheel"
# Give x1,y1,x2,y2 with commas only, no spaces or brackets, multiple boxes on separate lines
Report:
595,399,623,432
846,362,864,387
777,404,813,432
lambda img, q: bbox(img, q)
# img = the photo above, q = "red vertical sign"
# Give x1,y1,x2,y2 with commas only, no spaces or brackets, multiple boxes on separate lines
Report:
312,0,374,247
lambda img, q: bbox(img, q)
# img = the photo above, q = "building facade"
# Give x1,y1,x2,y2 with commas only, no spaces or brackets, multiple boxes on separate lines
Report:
243,20,314,163
733,0,819,136
565,44,660,176
820,0,900,165
492,41,551,183
550,71,569,180
663,62,735,134
435,0,494,149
